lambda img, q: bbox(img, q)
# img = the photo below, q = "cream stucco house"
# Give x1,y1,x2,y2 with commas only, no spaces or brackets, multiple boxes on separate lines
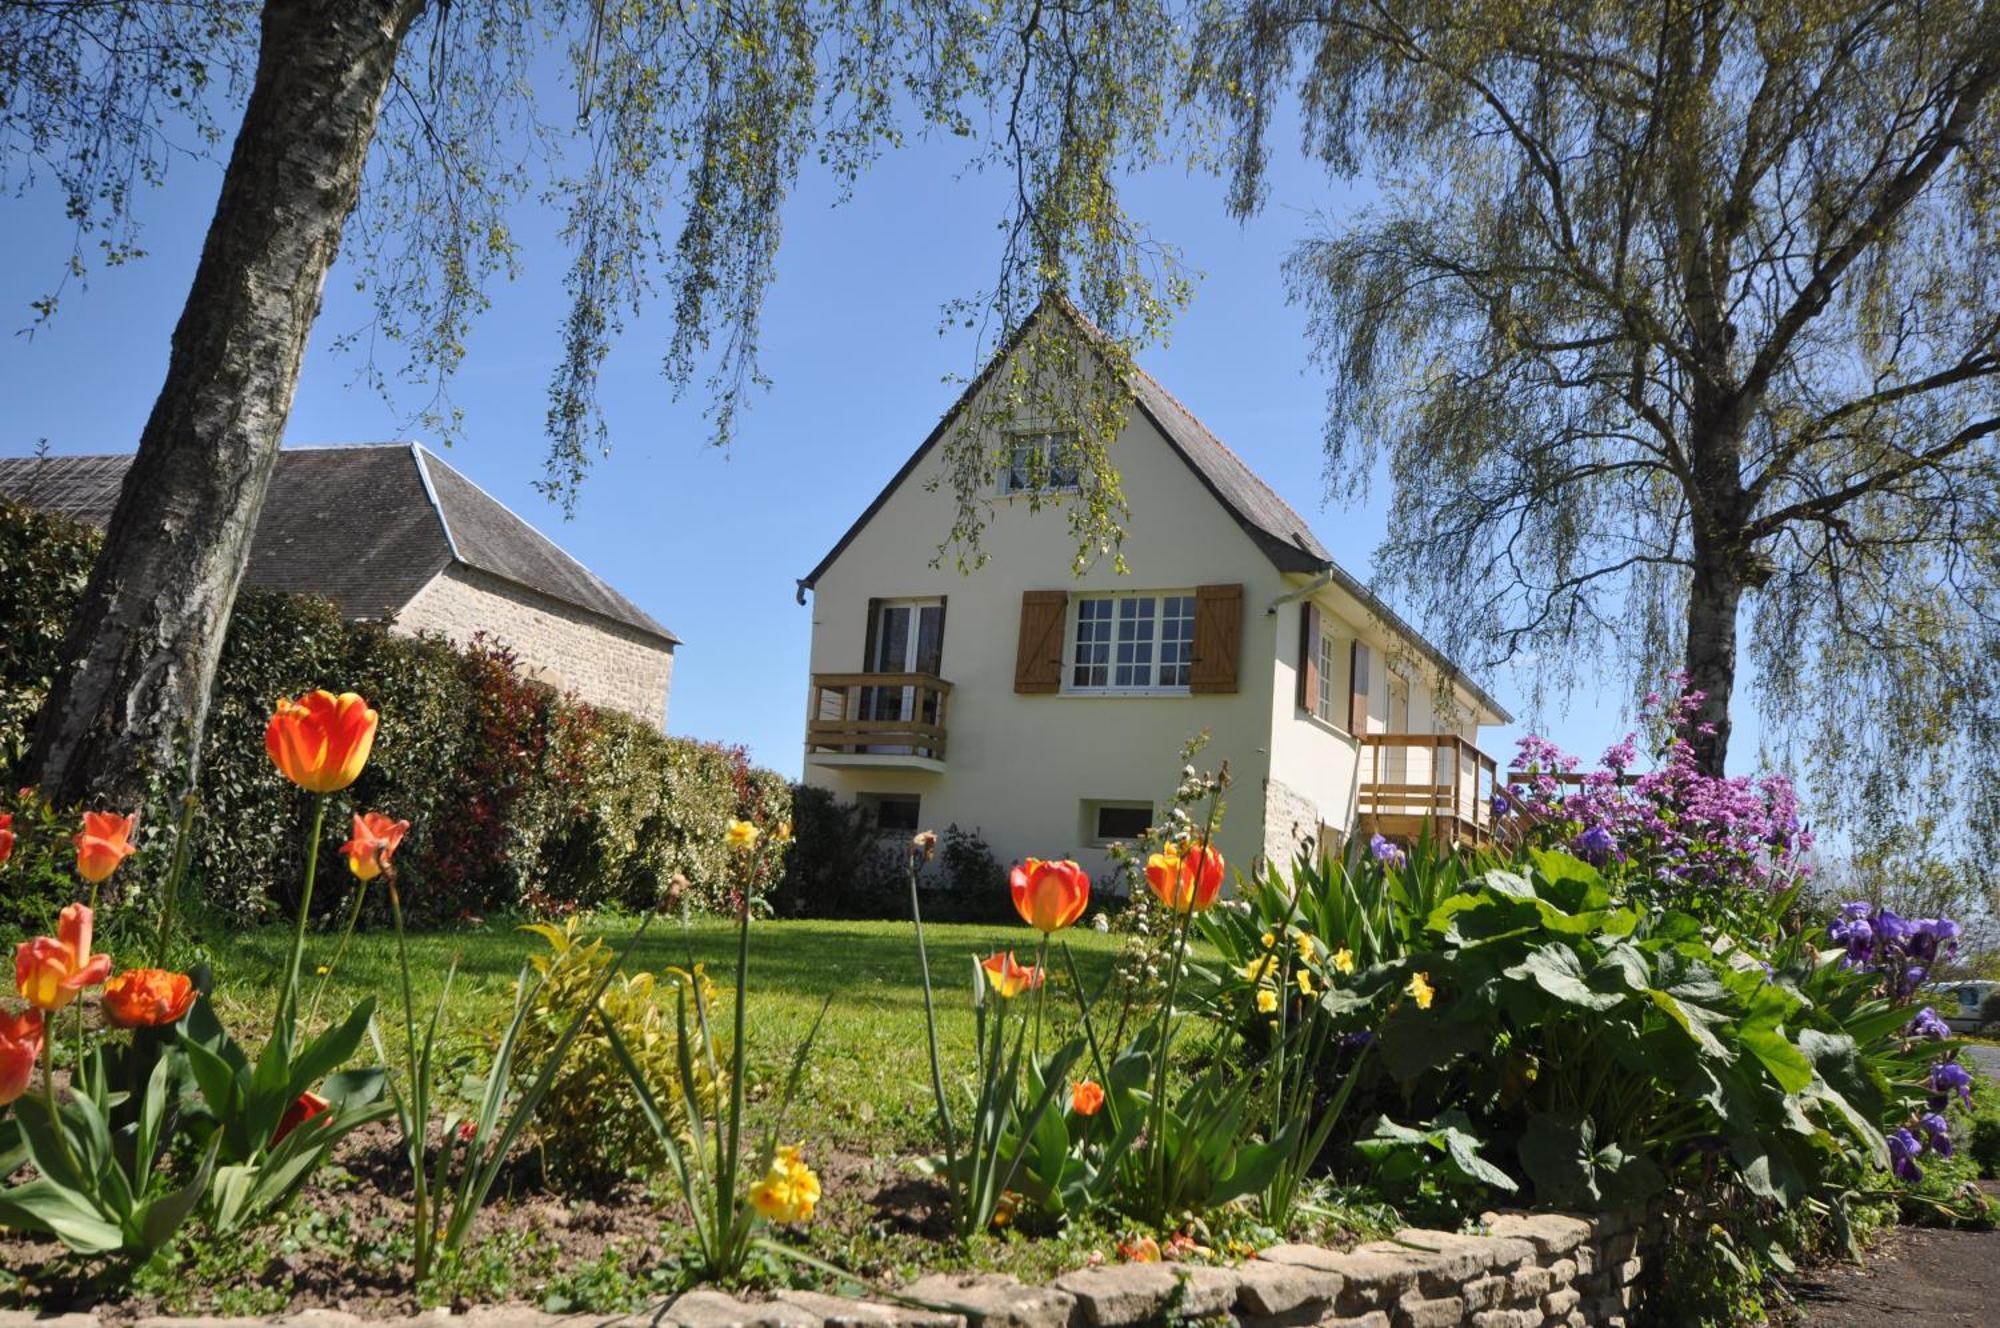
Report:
795,298,1510,884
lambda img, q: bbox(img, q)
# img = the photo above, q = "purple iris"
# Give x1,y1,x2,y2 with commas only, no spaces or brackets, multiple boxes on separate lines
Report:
1574,825,1617,860
1930,1059,1974,1108
1907,1006,1952,1041
1369,834,1406,869
1921,1112,1954,1159
1888,1127,1924,1182
1492,789,1511,815
1829,902,1875,967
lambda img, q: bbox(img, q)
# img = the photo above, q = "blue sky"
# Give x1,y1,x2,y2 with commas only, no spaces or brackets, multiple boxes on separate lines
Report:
0,104,1748,782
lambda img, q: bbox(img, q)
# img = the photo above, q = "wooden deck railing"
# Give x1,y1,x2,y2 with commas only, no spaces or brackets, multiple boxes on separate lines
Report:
805,672,952,763
1357,733,1500,845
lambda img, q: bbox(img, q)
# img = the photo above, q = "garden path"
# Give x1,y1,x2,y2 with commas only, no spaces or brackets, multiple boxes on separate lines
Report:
1791,1224,2000,1325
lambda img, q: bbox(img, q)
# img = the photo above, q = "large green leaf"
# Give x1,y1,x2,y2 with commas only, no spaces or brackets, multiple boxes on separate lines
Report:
0,1179,123,1253
1504,943,1625,1012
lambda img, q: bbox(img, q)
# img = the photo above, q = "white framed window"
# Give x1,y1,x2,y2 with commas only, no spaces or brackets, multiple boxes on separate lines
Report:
1069,592,1196,692
1314,627,1343,726
1083,800,1153,845
858,792,921,834
1000,430,1081,495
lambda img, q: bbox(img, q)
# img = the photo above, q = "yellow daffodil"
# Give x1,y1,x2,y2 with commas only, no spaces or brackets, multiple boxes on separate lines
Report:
747,1144,821,1223
1333,947,1355,975
1295,933,1316,959
1256,988,1278,1013
1407,972,1435,1009
1241,954,1278,983
1294,968,1315,997
725,819,761,851
1259,931,1276,949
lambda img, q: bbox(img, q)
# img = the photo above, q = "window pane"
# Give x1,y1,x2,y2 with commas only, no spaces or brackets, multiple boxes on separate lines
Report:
1006,440,1033,492
1114,596,1157,686
1093,804,1152,841
870,795,921,833
1158,595,1195,688
1073,598,1113,688
1317,631,1339,722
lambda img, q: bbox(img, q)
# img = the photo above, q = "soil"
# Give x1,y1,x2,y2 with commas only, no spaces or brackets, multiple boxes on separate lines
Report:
0,1122,966,1322
1789,1224,2000,1326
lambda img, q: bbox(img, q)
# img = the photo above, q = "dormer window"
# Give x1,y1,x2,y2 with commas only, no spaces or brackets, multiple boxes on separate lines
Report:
1000,430,1081,495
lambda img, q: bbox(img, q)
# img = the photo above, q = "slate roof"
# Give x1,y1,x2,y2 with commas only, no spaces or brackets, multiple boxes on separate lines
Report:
0,443,676,644
798,294,1509,723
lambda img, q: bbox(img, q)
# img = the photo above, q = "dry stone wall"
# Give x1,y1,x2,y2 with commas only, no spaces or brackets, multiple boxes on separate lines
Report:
6,1211,1651,1328
397,565,675,730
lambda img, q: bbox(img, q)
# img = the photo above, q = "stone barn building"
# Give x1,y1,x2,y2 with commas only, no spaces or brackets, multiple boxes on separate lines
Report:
0,443,678,729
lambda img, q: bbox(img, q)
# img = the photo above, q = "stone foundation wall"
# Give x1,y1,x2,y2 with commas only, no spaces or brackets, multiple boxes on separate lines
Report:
7,1211,1650,1328
397,565,675,731
1262,776,1323,873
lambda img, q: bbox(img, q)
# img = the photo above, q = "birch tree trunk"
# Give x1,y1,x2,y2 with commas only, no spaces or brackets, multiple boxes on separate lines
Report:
26,0,423,810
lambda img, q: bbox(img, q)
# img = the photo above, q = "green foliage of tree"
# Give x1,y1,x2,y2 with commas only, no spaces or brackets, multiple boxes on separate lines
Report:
1188,0,2000,840
5,0,1203,807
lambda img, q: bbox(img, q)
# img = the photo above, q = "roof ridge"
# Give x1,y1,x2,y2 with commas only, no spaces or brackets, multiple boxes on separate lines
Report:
407,443,463,561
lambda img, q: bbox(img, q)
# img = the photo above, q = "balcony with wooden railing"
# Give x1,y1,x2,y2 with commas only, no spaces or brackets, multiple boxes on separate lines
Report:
1356,733,1500,847
804,672,952,771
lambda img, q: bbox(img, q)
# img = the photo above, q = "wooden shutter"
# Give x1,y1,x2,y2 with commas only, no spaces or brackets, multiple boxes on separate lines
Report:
1296,602,1321,712
1014,590,1068,694
1190,583,1244,694
1349,641,1371,734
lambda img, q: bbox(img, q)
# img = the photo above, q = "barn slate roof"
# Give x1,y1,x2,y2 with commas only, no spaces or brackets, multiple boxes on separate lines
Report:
0,443,676,644
797,293,1509,723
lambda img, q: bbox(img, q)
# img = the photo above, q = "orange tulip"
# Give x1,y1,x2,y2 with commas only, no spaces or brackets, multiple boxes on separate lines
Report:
340,812,411,882
272,1090,331,1145
980,951,1044,1000
1010,858,1090,934
102,968,198,1028
1071,1080,1106,1117
74,810,138,885
0,812,14,870
1144,841,1226,913
266,690,379,793
14,903,113,1011
0,1008,42,1105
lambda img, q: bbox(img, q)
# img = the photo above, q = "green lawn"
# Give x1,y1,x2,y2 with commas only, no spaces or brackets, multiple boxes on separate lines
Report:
200,915,1133,1150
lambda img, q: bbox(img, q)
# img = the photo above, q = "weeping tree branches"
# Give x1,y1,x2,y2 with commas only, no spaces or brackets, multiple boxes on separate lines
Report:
2,0,1205,805
1189,0,2000,844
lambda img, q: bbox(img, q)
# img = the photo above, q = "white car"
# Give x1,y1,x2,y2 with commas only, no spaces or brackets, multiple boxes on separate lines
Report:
1931,979,2000,1033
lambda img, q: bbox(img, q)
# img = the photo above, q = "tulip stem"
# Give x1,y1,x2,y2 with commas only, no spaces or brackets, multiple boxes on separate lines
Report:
307,876,373,1031
388,878,431,1282
279,795,329,1047
1032,935,1049,1063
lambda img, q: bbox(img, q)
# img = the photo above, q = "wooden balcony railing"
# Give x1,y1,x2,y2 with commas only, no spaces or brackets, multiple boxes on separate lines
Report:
1357,733,1500,846
805,672,952,764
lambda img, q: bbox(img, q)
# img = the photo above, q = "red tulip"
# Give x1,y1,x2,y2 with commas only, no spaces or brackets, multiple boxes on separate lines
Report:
14,903,113,1011
74,811,138,885
1144,841,1226,913
0,1008,43,1105
102,968,198,1028
1010,858,1090,934
266,691,378,793
980,951,1044,1000
0,812,14,870
1071,1080,1105,1117
272,1090,331,1145
340,812,411,882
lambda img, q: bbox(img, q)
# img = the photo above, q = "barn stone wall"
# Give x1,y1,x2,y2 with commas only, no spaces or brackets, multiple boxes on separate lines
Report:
396,565,674,730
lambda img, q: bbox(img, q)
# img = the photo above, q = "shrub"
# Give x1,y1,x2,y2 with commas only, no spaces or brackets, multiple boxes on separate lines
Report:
514,920,719,1186
0,504,790,923
0,499,98,771
1502,675,1810,931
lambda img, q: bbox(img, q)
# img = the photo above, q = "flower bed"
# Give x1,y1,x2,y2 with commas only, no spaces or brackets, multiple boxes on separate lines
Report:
0,684,1982,1326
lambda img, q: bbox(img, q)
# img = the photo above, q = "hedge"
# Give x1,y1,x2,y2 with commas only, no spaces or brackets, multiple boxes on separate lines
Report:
0,499,791,926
